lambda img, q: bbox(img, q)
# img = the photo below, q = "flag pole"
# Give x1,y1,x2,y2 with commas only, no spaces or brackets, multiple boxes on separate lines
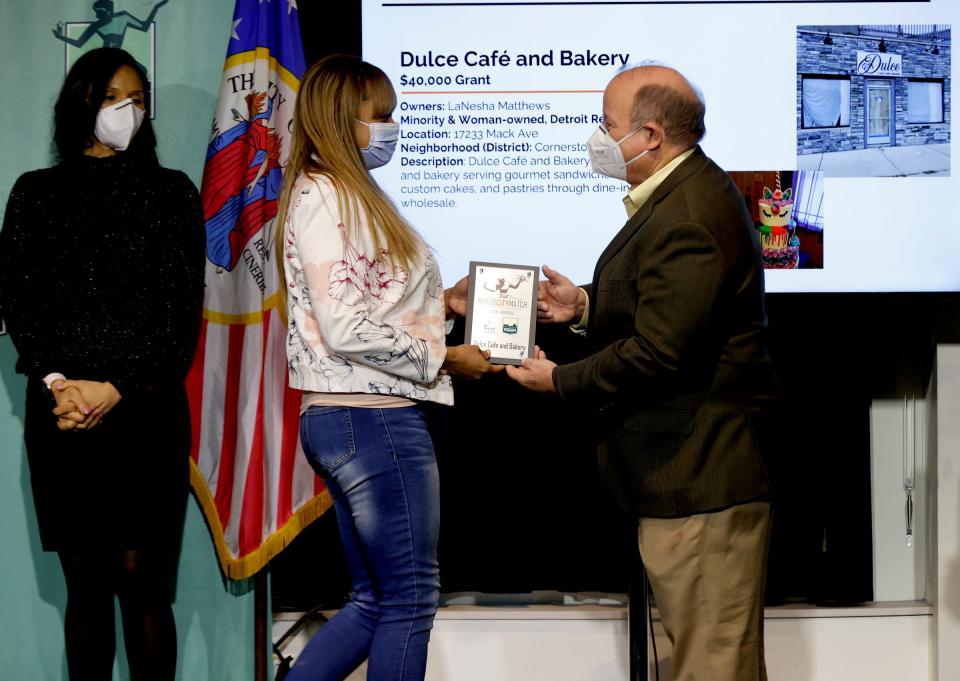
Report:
255,569,269,681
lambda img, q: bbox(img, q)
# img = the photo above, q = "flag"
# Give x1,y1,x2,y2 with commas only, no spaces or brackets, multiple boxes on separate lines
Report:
187,0,330,580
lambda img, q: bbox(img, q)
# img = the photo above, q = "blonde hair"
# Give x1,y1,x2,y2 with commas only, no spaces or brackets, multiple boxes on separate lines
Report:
275,54,422,273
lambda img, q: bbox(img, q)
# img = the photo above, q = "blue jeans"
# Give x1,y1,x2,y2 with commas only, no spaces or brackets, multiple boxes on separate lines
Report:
286,406,441,681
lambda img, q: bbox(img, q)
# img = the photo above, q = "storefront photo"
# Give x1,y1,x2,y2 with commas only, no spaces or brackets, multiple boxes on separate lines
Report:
797,25,951,177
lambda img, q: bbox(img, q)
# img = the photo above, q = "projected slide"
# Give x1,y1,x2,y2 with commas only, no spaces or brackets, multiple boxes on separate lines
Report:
362,1,957,293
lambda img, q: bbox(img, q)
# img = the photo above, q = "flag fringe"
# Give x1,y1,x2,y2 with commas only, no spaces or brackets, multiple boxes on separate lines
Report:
189,459,333,580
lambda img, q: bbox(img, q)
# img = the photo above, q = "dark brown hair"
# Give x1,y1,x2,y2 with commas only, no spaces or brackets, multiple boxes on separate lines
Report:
53,47,157,162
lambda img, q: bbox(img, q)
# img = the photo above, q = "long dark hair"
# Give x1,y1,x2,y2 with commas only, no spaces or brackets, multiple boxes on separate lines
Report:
53,47,158,163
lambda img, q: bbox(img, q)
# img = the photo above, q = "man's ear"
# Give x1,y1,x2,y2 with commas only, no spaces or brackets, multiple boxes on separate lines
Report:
642,120,665,150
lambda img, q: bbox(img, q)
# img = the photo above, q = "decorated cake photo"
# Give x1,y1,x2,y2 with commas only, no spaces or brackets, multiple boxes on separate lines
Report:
757,184,800,269
726,169,824,271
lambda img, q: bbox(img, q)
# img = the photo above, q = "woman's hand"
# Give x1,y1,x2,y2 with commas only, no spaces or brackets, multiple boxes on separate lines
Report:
52,380,122,431
444,275,470,319
50,381,90,431
441,345,504,380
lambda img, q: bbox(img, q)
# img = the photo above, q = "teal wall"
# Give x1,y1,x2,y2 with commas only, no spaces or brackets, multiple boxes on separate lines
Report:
0,2,266,679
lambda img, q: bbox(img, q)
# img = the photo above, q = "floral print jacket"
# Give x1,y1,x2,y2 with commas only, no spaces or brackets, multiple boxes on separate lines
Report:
282,172,453,405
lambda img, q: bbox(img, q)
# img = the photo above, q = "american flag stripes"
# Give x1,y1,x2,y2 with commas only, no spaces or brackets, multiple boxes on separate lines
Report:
187,0,329,579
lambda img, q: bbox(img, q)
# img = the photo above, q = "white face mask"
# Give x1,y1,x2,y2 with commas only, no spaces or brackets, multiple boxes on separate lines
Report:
357,120,399,169
94,97,145,151
586,124,649,181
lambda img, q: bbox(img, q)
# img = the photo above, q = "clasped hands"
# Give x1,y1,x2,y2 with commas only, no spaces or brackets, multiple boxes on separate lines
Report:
51,379,122,431
446,265,584,393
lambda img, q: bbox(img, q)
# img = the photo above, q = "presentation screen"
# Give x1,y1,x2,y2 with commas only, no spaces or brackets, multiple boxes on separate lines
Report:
361,0,957,293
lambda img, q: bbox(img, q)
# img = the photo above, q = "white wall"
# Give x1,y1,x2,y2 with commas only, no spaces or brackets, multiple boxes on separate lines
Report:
933,344,960,681
761,612,931,681
275,605,934,681
871,396,928,601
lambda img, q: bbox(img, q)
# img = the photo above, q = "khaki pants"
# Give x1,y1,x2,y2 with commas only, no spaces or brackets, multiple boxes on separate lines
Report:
638,500,772,681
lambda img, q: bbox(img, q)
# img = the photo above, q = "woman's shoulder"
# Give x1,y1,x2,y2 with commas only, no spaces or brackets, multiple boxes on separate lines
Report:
298,171,338,199
9,166,60,192
152,166,199,194
291,172,344,217
3,166,70,211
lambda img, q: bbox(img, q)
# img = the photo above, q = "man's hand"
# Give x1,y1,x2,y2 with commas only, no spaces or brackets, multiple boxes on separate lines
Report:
505,346,557,393
52,380,122,430
538,265,586,324
444,275,470,319
442,344,505,380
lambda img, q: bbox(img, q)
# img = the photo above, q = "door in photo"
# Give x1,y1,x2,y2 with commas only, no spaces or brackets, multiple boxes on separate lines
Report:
866,80,894,146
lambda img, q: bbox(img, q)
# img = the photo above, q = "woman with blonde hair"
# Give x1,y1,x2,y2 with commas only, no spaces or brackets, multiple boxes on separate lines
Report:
279,55,498,681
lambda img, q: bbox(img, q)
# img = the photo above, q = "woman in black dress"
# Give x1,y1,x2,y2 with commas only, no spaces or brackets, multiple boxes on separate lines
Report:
0,48,204,681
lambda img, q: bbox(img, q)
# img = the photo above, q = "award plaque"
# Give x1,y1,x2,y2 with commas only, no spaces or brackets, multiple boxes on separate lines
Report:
464,261,538,365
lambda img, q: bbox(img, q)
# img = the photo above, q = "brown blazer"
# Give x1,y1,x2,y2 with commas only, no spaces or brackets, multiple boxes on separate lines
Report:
553,146,778,518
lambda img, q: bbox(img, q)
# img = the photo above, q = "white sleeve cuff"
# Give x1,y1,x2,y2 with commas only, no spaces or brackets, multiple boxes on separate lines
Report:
42,372,66,389
568,288,590,334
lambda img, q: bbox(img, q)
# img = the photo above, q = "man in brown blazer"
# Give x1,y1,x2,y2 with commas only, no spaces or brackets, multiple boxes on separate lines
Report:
507,65,778,681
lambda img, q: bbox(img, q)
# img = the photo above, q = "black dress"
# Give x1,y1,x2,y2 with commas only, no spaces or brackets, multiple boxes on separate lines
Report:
0,153,205,552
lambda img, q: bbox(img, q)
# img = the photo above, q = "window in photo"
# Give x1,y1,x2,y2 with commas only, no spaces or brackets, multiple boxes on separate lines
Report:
792,171,825,232
802,76,851,128
907,79,944,123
